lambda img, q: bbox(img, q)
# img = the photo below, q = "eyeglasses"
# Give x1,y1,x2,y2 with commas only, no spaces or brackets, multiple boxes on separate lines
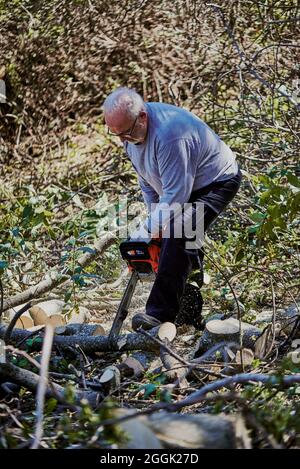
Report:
107,115,138,138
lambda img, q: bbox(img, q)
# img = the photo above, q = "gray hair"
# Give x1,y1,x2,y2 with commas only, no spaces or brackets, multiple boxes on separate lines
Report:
103,87,145,119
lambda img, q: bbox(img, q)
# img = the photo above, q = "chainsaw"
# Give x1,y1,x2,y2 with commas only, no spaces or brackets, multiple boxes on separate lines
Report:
107,238,161,347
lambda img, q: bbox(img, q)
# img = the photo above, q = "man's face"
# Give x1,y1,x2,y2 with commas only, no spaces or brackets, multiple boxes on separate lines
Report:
105,109,148,144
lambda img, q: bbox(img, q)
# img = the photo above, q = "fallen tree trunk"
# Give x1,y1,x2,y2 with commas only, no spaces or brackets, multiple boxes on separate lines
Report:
114,409,251,449
0,325,161,353
2,233,116,313
146,412,251,449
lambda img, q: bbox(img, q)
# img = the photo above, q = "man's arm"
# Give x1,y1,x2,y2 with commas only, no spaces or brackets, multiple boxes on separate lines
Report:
138,174,159,212
129,175,159,239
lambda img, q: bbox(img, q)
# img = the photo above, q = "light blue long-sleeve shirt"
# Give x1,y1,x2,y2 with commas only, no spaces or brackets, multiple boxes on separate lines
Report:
124,102,238,234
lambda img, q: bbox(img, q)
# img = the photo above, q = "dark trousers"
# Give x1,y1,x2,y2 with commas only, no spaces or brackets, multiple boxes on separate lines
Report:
146,169,242,323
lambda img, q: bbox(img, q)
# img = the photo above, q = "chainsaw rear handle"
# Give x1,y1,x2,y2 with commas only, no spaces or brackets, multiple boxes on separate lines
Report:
119,238,161,274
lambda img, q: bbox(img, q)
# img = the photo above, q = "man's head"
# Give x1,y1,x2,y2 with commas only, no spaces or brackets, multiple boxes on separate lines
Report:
103,87,148,144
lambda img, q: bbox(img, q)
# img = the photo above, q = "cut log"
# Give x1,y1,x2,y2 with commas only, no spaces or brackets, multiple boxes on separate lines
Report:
118,356,145,378
65,306,89,324
7,306,34,329
28,300,67,328
130,351,162,374
28,306,48,326
91,325,106,336
157,323,188,387
158,322,177,342
29,299,65,324
57,323,106,337
114,409,162,449
235,348,254,367
147,412,251,448
7,305,31,320
194,318,261,359
15,316,34,329
47,314,65,327
207,318,240,334
253,302,300,336
99,366,121,393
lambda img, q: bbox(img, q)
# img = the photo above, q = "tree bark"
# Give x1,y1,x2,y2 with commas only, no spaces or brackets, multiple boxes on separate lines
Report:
0,325,161,353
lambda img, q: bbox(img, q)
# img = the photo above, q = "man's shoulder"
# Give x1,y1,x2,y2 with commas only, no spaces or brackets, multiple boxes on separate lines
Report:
147,101,193,118
147,102,203,145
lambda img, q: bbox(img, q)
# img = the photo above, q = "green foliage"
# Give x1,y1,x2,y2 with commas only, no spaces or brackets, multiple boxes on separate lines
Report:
52,398,127,448
241,385,300,445
248,170,300,241
139,371,171,402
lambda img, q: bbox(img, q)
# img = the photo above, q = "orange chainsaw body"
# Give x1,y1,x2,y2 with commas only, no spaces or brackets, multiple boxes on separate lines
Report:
119,239,161,274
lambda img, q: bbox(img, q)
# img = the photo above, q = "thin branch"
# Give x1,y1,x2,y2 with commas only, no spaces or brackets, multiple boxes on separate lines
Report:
0,277,3,321
99,372,300,428
5,345,41,369
264,277,276,359
206,3,300,110
4,302,32,344
31,324,54,449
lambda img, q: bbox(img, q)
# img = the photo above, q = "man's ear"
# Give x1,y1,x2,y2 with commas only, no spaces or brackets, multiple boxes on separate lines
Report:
140,110,148,123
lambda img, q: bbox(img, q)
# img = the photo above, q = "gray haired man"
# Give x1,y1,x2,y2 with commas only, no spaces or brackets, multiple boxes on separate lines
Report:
103,87,242,330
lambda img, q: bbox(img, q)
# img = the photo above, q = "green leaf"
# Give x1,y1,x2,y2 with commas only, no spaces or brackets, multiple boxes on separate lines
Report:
261,127,280,133
235,248,245,263
26,336,42,349
0,260,8,271
64,289,73,303
247,224,260,234
77,246,95,254
267,204,281,218
249,211,266,223
287,173,300,189
140,383,157,398
11,227,20,237
22,204,33,220
72,274,85,286
18,358,29,368
259,190,271,203
45,398,58,414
